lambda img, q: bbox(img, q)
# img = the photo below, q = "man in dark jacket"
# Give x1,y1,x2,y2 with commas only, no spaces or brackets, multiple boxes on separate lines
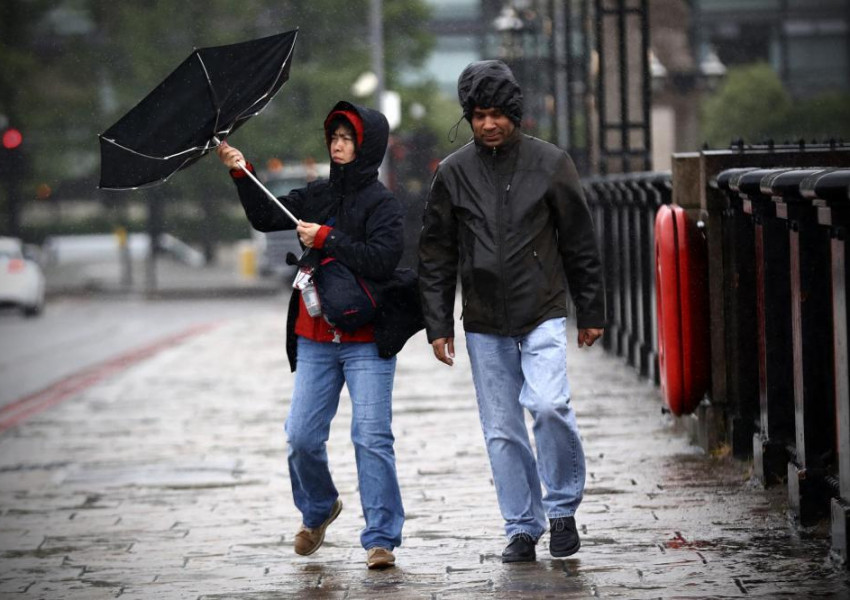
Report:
418,61,605,563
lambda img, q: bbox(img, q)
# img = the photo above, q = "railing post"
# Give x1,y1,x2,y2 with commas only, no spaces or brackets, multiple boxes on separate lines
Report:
604,180,624,356
615,179,637,365
804,170,850,563
730,169,797,485
769,168,836,526
705,169,759,458
642,175,669,384
629,176,652,378
589,180,618,354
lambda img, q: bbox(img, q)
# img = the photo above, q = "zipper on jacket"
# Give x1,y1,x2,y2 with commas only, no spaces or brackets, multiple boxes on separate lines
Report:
492,147,512,333
532,247,543,269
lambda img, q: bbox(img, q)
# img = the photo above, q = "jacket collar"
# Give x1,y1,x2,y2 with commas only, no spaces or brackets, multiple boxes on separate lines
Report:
474,128,522,158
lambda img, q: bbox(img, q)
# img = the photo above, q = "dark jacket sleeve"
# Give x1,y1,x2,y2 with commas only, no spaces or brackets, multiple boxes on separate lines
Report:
417,167,459,342
321,190,404,281
232,171,306,232
548,153,607,329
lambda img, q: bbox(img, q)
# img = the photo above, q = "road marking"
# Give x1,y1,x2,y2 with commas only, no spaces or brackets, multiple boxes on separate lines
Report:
0,323,218,433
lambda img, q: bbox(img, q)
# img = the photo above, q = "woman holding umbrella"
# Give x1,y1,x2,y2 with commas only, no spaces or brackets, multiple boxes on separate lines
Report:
217,101,404,570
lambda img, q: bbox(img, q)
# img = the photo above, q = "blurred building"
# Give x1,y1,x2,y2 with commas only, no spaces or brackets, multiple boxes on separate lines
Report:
419,0,488,95
652,0,850,169
417,0,850,174
417,0,652,173
693,0,850,97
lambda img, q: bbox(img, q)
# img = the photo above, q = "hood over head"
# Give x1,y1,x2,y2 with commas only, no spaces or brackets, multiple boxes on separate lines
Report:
457,60,523,126
323,100,388,190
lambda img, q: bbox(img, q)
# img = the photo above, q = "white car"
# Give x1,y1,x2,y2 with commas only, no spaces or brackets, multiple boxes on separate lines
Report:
0,237,45,317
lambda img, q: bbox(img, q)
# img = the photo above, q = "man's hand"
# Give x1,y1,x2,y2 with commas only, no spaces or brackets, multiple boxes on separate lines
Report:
578,328,603,348
431,337,455,366
216,141,245,170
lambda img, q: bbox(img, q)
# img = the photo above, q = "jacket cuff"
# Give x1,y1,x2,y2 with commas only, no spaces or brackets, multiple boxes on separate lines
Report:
576,312,606,330
314,226,332,249
425,327,455,344
230,162,254,178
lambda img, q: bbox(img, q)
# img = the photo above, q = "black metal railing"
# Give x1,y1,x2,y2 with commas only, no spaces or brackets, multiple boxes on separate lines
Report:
584,145,850,563
584,172,671,383
716,166,850,557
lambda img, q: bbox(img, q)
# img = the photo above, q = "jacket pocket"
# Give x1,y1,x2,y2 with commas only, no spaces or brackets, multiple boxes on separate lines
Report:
530,245,551,297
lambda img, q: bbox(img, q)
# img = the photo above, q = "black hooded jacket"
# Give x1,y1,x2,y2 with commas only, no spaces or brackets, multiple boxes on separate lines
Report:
230,101,407,370
457,60,524,126
418,62,606,342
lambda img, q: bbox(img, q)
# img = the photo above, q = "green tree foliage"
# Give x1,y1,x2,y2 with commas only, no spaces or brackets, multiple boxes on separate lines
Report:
701,62,850,147
701,63,792,147
786,92,850,143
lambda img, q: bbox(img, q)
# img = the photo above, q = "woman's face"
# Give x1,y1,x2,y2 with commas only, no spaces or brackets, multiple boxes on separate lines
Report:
329,125,356,165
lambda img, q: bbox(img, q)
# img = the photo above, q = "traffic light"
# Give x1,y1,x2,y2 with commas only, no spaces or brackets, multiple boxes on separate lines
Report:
0,127,24,178
0,126,25,237
2,128,22,150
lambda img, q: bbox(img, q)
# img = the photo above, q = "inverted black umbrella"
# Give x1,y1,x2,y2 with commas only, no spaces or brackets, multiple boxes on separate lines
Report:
99,29,299,224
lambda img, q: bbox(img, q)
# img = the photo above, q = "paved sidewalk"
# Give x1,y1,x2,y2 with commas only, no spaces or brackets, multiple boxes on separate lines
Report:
0,309,848,598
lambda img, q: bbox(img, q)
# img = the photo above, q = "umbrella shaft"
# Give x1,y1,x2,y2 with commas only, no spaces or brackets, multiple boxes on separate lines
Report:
238,164,299,226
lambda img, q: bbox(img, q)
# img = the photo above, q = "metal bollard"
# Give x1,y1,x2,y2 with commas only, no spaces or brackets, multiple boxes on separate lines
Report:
237,240,257,280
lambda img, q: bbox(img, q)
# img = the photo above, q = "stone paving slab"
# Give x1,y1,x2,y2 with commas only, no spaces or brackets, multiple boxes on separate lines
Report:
1,310,849,598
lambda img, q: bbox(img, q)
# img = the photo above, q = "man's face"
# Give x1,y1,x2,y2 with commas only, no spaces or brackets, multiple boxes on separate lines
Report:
471,107,515,148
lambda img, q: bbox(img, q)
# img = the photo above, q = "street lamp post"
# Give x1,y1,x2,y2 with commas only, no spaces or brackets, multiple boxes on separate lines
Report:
370,0,385,112
493,1,543,135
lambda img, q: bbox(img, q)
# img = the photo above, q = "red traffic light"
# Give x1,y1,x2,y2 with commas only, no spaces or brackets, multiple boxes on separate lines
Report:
2,128,23,150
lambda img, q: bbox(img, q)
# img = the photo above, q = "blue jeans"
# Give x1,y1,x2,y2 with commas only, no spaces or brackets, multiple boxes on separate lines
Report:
286,337,404,550
465,318,586,540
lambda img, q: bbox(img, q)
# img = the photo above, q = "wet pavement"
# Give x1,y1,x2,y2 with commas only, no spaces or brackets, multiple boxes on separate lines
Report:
1,304,849,599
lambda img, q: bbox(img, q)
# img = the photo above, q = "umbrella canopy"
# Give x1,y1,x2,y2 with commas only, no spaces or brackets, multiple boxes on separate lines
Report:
99,29,298,190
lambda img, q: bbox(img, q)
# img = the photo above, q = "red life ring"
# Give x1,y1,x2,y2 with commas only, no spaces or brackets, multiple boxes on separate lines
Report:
654,204,710,415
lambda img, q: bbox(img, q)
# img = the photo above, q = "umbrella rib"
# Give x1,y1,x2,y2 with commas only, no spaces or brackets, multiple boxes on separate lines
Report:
100,151,206,190
194,52,224,142
101,136,211,162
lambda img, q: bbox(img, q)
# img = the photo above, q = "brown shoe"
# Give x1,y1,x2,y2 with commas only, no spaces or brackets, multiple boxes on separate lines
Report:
366,547,395,569
293,498,342,556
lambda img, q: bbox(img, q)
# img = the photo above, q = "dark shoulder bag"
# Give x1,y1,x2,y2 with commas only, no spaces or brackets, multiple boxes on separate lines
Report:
313,257,379,332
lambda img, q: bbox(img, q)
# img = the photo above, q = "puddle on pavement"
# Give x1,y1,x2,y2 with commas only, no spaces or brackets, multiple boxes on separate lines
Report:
57,457,266,489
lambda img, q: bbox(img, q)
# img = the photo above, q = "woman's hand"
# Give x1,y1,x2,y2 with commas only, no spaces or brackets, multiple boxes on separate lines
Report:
296,221,321,248
216,141,245,170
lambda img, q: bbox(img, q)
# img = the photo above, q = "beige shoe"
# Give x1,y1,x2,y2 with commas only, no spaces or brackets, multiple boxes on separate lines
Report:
366,547,395,569
293,498,343,556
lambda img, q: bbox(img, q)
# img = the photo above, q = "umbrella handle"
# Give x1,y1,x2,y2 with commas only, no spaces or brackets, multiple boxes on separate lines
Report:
237,162,300,226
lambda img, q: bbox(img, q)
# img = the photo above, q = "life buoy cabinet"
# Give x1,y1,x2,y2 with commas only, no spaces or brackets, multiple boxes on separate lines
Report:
654,204,710,416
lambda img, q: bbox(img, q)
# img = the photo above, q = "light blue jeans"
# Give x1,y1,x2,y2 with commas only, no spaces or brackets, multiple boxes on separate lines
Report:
465,317,585,541
285,337,404,550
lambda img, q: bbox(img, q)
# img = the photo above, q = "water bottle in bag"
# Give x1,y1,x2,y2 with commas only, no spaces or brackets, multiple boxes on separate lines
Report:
293,267,322,317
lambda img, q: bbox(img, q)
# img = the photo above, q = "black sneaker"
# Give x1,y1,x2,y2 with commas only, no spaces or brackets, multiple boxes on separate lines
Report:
549,516,581,557
501,533,537,563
